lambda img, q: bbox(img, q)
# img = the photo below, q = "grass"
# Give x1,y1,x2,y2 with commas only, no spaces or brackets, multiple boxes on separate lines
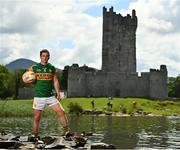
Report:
0,98,180,117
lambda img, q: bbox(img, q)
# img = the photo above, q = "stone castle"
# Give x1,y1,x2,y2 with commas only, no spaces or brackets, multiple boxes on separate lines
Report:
67,7,167,99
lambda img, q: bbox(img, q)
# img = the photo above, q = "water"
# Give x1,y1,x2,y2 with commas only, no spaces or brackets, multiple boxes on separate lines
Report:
0,115,180,149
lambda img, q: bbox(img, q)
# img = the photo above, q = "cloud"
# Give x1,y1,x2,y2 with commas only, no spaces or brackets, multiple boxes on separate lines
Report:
0,0,104,67
0,47,11,64
0,11,39,34
0,0,179,77
126,0,180,76
0,1,40,34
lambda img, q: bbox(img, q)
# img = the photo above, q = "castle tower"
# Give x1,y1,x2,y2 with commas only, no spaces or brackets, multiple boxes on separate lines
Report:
102,7,138,73
68,6,167,99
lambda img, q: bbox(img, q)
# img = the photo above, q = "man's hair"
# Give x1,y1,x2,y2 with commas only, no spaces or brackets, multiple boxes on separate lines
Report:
40,49,50,58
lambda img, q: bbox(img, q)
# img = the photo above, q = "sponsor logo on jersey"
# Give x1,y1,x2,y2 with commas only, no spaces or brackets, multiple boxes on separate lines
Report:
36,73,53,80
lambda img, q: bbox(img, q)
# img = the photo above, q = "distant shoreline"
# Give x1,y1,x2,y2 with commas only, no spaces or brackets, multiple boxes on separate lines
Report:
77,110,180,117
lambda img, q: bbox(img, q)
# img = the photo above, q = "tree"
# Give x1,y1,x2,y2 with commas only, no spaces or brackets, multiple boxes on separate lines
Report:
168,75,180,98
13,69,26,99
174,75,180,97
0,65,15,99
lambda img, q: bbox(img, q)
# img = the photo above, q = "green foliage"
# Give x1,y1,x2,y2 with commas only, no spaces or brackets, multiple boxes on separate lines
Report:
13,69,33,99
119,104,127,114
168,77,176,97
14,69,26,87
168,75,180,98
0,65,15,99
67,102,83,114
0,65,35,99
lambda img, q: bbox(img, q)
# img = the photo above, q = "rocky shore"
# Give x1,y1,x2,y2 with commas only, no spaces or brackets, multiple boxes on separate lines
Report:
81,110,179,117
0,132,116,149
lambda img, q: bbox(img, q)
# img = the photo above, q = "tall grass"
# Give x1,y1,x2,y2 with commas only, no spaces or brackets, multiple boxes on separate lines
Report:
0,99,55,117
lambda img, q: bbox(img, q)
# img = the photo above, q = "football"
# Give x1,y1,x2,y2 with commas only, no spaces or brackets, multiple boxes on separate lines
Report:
22,71,36,83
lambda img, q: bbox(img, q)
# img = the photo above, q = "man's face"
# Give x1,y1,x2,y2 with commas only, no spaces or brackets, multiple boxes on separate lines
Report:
40,52,49,64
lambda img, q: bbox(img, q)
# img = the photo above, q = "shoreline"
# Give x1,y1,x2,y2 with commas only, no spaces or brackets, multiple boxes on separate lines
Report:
0,112,179,118
73,110,180,117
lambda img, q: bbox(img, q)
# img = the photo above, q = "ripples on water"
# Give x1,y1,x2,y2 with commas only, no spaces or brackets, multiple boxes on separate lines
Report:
0,115,180,149
136,116,180,149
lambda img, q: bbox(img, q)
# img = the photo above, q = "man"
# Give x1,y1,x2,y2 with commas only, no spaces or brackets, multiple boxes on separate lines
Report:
27,49,70,140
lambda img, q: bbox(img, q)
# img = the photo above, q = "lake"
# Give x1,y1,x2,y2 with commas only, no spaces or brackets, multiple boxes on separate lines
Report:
0,115,180,149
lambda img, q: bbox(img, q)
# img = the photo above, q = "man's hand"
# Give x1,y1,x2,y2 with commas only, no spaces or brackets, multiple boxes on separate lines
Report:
53,74,61,101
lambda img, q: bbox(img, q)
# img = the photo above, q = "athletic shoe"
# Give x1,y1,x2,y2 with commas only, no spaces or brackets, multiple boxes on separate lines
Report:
63,131,75,141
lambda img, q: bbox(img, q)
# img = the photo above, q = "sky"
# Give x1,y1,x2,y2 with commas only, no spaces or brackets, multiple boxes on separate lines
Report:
0,0,180,77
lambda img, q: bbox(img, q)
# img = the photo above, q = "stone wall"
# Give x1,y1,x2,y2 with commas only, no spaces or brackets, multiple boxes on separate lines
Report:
18,87,33,99
68,65,87,97
68,65,167,99
149,65,168,99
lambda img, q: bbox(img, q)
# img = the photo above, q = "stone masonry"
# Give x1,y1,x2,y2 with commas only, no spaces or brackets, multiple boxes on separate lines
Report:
67,7,168,99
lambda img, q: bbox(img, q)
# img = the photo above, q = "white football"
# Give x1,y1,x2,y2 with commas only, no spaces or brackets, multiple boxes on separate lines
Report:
22,71,36,83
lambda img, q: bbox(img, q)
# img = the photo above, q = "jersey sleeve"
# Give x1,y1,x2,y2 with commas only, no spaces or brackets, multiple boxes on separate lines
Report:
52,66,56,75
51,65,57,81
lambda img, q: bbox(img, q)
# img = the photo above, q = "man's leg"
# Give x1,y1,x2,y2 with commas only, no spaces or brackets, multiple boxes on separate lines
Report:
33,109,42,137
50,103,69,134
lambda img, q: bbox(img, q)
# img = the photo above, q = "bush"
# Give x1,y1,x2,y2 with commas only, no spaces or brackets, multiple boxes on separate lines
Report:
119,104,127,114
168,75,180,98
0,65,15,99
67,102,83,114
127,101,142,114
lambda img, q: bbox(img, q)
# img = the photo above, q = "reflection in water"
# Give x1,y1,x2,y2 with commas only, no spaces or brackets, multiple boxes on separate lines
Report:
0,115,180,149
136,116,180,149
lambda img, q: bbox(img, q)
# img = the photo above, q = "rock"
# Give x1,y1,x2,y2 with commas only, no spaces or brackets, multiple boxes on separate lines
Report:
0,134,116,149
0,141,23,149
81,131,93,136
44,136,74,149
73,136,87,147
19,136,29,142
91,142,116,149
82,110,104,115
41,136,56,145
105,112,112,115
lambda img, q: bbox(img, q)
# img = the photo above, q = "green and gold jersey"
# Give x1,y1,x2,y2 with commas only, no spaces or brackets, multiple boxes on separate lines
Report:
28,63,56,97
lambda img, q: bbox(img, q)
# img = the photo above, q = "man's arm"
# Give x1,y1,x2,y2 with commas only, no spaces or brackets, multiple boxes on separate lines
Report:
53,74,61,100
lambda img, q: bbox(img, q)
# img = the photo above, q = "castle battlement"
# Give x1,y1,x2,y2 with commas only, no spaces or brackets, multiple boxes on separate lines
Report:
150,65,167,74
103,6,137,27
